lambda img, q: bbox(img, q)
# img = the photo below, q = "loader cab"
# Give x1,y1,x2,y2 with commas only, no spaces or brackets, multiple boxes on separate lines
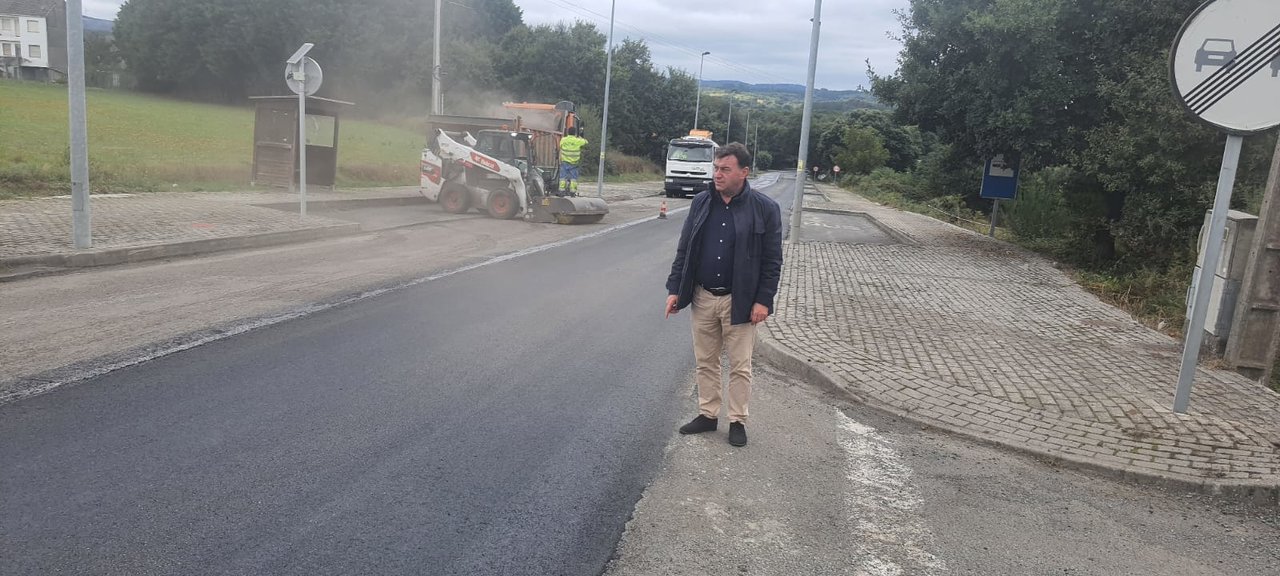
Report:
473,130,536,174
467,130,547,197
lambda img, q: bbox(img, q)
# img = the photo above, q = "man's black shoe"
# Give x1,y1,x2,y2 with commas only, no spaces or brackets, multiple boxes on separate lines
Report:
728,422,747,446
679,415,718,435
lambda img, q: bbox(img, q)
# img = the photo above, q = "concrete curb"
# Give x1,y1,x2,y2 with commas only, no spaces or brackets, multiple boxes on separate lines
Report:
801,207,921,246
0,223,360,282
754,323,1280,506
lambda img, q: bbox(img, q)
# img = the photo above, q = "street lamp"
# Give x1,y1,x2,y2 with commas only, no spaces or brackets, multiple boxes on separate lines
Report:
752,124,759,171
790,0,823,240
693,51,710,130
432,0,442,115
595,0,617,199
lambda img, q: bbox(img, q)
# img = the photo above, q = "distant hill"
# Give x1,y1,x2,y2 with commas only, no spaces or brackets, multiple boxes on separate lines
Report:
84,16,113,34
700,80,884,110
701,80,864,100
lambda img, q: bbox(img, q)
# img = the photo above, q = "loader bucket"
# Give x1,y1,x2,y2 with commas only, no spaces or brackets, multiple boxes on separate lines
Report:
527,196,609,224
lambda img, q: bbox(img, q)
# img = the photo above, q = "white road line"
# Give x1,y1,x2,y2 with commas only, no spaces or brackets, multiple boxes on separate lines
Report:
835,410,945,576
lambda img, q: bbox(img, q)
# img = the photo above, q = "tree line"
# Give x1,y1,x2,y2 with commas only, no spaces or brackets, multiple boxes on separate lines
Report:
109,0,815,170
805,0,1278,278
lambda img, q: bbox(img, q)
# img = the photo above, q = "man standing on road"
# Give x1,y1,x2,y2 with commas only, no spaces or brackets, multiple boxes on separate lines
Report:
558,127,588,196
664,142,783,447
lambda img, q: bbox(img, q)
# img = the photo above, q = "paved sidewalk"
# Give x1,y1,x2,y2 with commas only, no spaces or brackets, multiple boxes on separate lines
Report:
759,183,1280,502
0,183,658,278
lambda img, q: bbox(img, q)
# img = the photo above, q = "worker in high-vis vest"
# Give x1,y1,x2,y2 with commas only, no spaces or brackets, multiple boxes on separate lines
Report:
558,128,589,196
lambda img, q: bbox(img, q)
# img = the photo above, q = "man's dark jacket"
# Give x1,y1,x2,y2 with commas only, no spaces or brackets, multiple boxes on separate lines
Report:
666,181,784,325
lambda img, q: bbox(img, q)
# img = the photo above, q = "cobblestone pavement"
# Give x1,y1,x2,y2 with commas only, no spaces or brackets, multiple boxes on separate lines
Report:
0,183,657,262
0,190,356,259
763,183,1280,499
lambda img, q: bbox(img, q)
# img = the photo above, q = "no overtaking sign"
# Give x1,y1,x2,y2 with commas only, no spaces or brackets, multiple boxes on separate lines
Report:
1169,0,1280,414
1170,0,1280,134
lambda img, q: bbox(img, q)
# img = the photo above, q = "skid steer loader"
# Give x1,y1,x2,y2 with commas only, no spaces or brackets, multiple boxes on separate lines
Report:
419,102,608,224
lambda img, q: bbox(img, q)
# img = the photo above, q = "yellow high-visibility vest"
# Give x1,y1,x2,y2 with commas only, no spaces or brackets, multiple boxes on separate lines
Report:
559,135,588,165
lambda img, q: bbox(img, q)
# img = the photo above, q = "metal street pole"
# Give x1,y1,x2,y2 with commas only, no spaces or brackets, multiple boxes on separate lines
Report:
285,43,314,217
727,97,733,141
297,63,307,218
789,0,822,240
744,108,750,148
1175,135,1244,413
595,0,616,199
988,199,1000,237
753,124,759,171
65,0,91,248
693,51,709,130
432,0,443,114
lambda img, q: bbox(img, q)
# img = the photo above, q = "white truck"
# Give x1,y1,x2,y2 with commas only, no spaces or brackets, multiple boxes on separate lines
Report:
663,130,719,198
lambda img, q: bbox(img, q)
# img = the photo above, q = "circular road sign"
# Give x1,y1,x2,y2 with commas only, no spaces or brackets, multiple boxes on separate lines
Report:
285,57,323,96
833,165,841,173
1170,0,1280,134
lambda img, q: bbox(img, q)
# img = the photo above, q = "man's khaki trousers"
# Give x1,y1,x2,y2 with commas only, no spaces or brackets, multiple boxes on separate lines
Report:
691,287,756,424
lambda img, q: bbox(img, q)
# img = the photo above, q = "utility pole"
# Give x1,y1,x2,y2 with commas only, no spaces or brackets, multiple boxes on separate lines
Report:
66,0,91,248
694,51,710,130
595,0,616,199
727,97,733,141
432,0,443,114
789,0,822,241
753,124,759,172
744,108,750,148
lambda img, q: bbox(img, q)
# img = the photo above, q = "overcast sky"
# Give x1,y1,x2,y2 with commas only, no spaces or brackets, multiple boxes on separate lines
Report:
82,0,908,90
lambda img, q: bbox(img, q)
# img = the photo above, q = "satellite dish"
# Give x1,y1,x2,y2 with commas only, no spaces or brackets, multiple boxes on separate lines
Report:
285,57,322,96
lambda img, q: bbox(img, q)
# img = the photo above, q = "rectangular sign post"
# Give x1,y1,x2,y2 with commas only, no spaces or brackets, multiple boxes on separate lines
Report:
980,153,1020,237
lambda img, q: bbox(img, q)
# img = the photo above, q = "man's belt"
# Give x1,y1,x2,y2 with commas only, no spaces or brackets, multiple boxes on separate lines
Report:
702,286,731,296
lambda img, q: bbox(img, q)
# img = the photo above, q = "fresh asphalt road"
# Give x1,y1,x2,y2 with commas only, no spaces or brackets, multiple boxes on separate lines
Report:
0,176,795,575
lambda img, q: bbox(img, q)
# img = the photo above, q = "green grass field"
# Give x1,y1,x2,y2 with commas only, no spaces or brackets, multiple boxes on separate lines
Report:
0,80,424,197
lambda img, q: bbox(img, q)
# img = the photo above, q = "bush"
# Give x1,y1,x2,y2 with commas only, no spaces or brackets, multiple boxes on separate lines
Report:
1074,260,1194,336
912,143,980,203
1004,166,1072,241
581,149,660,177
855,167,917,197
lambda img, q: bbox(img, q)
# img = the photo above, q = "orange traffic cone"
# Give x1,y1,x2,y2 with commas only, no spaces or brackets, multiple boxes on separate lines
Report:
658,200,668,219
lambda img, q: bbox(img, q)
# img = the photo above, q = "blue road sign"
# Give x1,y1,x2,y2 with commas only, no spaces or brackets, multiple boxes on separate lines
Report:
980,153,1021,200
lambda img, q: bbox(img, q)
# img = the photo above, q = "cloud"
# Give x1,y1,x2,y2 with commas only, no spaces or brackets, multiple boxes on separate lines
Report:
519,0,908,90
82,0,124,20
83,0,908,89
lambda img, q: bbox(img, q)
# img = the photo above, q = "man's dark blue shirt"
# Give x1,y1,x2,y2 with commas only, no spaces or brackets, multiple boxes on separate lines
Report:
696,191,745,292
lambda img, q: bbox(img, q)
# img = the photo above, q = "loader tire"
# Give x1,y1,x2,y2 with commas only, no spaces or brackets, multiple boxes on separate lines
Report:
487,189,519,220
440,183,471,214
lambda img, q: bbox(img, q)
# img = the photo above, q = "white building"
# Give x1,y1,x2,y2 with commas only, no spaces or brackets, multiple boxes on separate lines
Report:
0,0,66,81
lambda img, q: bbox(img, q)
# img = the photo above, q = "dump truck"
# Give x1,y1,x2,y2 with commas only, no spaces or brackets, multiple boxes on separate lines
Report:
663,129,719,198
419,101,608,224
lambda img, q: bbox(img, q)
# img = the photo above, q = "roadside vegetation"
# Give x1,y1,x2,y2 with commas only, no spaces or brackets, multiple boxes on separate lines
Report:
0,80,422,197
0,80,659,198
